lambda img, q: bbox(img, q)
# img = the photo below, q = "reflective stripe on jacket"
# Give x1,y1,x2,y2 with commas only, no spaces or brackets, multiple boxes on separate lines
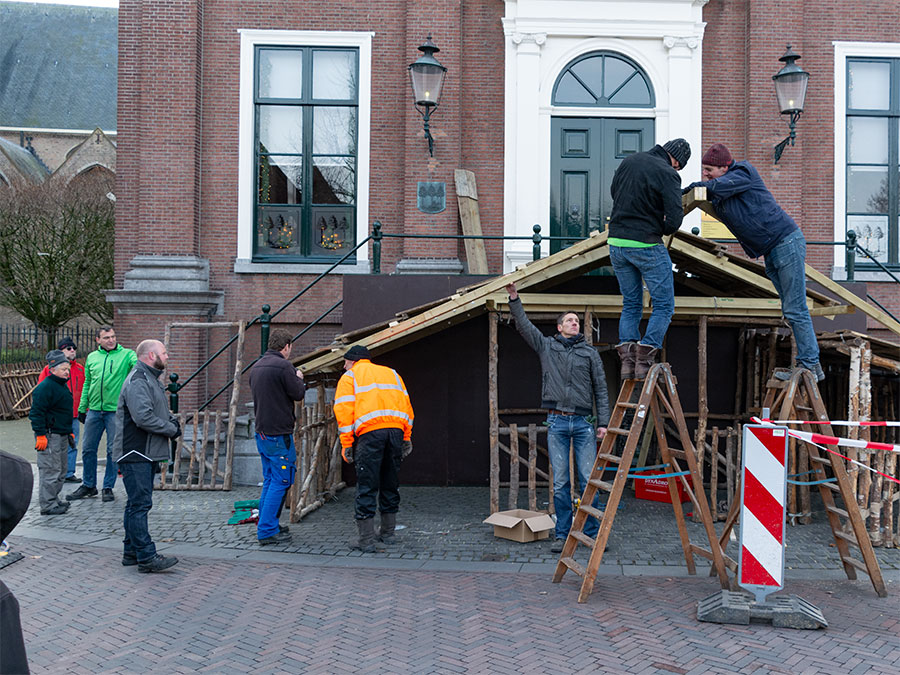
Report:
333,359,413,449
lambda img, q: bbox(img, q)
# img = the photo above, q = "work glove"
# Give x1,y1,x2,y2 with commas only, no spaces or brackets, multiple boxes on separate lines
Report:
78,412,87,424
68,434,76,449
35,435,48,451
342,442,355,464
170,419,182,439
401,440,413,460
682,181,703,195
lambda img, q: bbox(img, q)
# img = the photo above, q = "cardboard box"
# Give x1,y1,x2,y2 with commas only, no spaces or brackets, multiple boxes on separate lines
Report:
483,509,555,542
635,471,693,503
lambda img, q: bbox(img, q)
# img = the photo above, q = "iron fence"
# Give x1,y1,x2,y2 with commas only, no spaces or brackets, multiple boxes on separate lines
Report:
0,323,100,364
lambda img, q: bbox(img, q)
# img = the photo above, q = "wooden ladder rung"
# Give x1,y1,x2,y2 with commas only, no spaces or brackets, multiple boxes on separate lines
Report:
588,478,613,491
617,402,640,409
560,557,585,577
809,455,831,465
834,531,860,549
578,504,604,520
606,426,631,436
570,530,596,548
821,481,842,492
841,556,870,574
825,504,849,519
597,453,622,464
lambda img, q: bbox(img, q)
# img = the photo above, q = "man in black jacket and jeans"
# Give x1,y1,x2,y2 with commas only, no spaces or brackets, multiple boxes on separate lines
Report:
249,329,306,545
113,339,182,572
506,282,610,553
608,138,690,380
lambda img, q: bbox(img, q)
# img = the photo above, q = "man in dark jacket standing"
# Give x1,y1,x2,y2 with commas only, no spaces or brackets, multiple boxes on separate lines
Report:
685,144,822,381
249,329,305,545
506,282,610,553
29,350,74,516
113,339,181,572
37,336,84,483
608,138,691,379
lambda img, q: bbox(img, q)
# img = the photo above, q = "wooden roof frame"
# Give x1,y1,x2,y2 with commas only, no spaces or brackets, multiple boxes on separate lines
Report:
296,187,898,374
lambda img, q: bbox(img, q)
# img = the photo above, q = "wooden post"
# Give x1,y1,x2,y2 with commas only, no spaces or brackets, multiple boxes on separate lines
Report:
488,311,500,513
197,410,209,488
693,315,708,523
884,449,896,548
187,413,199,489
528,424,537,511
454,169,490,274
508,423,519,509
859,341,873,536
734,329,746,420
210,412,222,488
223,321,246,491
725,427,735,517
848,342,862,498
710,426,719,522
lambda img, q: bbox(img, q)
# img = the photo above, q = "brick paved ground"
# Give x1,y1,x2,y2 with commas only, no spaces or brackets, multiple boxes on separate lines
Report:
2,537,898,674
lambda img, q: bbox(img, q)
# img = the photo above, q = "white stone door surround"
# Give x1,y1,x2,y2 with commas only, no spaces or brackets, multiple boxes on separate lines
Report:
502,0,707,271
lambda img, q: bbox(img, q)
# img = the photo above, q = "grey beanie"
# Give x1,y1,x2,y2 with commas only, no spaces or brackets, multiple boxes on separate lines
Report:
663,138,691,170
46,349,68,369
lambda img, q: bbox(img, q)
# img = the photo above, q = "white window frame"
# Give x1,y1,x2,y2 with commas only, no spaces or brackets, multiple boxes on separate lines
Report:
833,40,900,280
236,29,373,274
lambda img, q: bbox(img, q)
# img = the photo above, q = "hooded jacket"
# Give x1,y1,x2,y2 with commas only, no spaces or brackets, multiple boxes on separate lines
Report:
112,360,179,463
38,360,84,418
509,299,610,424
30,373,74,435
79,343,138,413
688,160,797,258
608,144,684,244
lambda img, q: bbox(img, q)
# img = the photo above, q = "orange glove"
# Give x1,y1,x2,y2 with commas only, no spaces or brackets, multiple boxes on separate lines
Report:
35,435,48,451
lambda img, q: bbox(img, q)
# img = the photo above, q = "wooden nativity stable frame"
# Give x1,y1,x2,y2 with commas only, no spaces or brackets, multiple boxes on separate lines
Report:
294,188,900,545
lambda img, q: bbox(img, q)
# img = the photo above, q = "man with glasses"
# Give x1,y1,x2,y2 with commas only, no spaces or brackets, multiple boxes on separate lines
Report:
67,326,137,503
37,337,84,483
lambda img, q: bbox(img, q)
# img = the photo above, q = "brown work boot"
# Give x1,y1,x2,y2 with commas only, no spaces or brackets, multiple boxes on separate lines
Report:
633,343,659,380
615,342,637,380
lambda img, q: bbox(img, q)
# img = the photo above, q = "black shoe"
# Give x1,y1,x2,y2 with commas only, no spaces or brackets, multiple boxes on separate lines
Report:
259,532,292,546
122,555,138,567
137,554,178,573
102,488,115,502
550,539,564,554
41,504,69,515
66,485,98,501
279,524,289,534
64,475,81,483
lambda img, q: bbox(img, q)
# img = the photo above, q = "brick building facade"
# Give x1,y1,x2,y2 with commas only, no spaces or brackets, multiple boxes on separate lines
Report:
112,0,900,412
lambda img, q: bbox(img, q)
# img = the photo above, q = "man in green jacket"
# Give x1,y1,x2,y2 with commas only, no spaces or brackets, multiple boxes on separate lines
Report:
67,326,137,503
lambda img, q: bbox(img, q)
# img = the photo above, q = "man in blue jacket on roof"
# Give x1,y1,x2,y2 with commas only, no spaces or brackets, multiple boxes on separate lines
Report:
685,143,823,381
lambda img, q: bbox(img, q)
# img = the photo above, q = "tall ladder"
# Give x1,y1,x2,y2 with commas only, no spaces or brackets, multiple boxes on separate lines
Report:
552,362,731,603
761,369,887,597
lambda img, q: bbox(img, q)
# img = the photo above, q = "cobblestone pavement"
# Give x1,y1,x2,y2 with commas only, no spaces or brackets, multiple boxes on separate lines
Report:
12,464,900,573
2,537,898,674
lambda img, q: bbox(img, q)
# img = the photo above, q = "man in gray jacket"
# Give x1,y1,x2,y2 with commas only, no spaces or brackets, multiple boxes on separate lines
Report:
112,339,181,572
506,282,610,553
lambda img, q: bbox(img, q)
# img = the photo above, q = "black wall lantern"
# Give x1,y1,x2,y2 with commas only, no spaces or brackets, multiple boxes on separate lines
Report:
772,45,810,164
408,35,447,157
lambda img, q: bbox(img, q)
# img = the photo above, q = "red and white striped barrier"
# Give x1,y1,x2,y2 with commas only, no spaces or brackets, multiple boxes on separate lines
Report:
752,418,900,453
765,419,900,428
739,425,788,602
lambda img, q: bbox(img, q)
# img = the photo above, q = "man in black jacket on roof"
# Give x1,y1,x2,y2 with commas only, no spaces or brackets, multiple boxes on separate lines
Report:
608,138,690,380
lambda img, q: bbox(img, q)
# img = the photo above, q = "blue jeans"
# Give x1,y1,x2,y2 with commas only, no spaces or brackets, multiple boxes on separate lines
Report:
610,244,675,349
120,461,156,563
82,410,118,489
547,414,600,540
764,230,820,368
66,420,81,478
256,433,296,540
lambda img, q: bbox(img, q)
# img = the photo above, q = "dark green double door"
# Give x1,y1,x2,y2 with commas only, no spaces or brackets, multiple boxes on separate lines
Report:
550,117,654,252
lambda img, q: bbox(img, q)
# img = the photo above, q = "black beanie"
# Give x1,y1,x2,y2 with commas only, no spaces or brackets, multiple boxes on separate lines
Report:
344,345,371,361
57,336,76,350
663,138,691,170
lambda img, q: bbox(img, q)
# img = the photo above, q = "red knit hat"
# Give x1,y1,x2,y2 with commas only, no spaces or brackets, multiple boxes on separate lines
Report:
701,143,733,167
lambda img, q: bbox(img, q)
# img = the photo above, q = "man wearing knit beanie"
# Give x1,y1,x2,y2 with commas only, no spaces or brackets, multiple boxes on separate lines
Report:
685,144,823,381
38,336,85,483
608,138,690,381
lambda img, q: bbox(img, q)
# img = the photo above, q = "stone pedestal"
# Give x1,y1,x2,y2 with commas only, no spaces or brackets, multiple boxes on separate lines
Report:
395,258,464,275
106,255,224,315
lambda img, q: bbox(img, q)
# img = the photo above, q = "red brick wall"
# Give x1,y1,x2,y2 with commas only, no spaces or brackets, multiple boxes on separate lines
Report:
701,0,900,337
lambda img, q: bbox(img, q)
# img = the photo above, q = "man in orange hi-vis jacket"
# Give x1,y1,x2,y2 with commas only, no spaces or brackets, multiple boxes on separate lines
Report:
334,345,413,553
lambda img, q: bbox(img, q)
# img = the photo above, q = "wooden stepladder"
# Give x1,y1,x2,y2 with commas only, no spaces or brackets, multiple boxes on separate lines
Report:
758,369,887,597
552,362,731,602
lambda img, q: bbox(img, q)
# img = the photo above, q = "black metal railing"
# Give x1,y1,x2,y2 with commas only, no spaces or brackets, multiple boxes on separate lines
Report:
0,323,99,364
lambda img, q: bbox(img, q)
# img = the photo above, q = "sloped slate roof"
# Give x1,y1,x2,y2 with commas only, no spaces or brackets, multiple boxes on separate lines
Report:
0,2,117,131
0,135,49,183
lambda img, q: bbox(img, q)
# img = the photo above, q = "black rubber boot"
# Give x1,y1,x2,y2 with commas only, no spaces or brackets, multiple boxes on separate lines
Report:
379,512,397,545
352,517,377,553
